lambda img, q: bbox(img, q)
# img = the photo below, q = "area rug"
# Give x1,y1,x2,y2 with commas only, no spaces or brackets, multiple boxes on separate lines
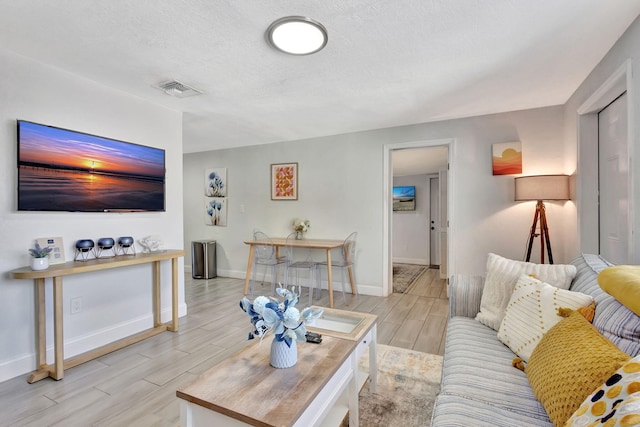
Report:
341,344,443,427
392,263,427,293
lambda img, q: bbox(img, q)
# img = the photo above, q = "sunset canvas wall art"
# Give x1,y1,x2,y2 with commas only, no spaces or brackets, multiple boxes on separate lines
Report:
492,142,522,175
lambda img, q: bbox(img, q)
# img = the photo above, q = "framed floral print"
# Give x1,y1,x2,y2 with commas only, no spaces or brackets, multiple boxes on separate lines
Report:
205,168,227,197
205,197,227,226
271,162,298,200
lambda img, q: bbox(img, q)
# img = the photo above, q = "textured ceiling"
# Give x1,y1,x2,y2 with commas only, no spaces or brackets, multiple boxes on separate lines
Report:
1,1,639,154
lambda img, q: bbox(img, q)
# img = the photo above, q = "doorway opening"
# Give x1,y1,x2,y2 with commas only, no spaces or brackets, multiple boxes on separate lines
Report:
383,139,455,297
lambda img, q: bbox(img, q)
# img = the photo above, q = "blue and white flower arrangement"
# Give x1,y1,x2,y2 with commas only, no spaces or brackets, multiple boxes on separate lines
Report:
240,287,323,348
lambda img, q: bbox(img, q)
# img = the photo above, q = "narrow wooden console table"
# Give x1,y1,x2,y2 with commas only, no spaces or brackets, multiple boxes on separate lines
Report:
9,249,184,383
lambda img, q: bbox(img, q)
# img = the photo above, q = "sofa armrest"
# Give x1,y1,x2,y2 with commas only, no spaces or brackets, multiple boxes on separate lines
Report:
448,274,485,319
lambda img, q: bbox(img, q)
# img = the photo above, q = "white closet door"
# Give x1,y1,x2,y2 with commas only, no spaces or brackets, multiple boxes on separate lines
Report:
598,92,629,264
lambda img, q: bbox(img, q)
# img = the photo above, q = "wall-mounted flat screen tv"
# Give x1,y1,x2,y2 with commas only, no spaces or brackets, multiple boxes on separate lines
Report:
17,120,166,212
393,185,416,211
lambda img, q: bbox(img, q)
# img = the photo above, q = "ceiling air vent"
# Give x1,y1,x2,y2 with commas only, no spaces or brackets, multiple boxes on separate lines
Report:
156,80,204,98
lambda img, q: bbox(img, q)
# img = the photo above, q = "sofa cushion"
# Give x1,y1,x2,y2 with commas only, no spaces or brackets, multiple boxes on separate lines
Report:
448,274,485,318
431,393,552,427
441,317,550,421
526,310,630,427
570,254,640,356
475,253,577,331
497,274,594,362
565,355,640,427
598,265,640,316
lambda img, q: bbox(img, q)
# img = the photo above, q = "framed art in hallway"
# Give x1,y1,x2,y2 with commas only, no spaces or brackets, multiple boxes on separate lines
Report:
492,141,522,175
271,162,298,200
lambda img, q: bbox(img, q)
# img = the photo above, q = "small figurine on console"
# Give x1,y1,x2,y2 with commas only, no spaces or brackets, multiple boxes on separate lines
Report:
138,235,164,253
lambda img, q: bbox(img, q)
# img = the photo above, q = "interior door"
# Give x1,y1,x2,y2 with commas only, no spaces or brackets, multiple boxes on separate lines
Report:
429,177,440,266
438,167,448,279
598,92,629,264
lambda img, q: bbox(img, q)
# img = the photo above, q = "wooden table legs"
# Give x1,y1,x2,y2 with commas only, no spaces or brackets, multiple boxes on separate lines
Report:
347,265,357,295
170,257,179,332
325,249,334,308
52,276,64,380
25,255,181,383
243,245,255,296
153,260,161,328
29,278,49,384
242,241,356,309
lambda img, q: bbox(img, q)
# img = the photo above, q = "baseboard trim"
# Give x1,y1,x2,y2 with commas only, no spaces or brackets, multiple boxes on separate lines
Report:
393,258,428,265
0,303,187,383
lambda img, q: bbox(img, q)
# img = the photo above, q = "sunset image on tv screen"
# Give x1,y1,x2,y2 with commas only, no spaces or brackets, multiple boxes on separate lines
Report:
18,120,165,212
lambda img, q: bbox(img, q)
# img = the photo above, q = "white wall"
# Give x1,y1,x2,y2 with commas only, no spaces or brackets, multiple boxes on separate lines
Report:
0,48,185,382
183,104,573,294
564,15,640,262
392,174,430,265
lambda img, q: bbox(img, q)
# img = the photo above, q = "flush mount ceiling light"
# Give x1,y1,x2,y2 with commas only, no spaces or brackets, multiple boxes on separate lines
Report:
266,16,328,55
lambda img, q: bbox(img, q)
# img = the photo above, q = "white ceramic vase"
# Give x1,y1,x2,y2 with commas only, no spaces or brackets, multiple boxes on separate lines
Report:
31,257,49,271
270,338,297,368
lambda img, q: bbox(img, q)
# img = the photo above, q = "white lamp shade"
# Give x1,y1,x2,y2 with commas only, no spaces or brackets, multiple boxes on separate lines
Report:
514,175,570,201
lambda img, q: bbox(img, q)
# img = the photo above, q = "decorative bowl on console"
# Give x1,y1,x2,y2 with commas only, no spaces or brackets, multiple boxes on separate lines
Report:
97,238,115,249
117,236,135,255
118,236,134,247
75,239,94,251
75,239,95,261
96,237,116,258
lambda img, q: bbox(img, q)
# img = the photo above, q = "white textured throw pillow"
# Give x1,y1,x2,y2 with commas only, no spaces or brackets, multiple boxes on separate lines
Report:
475,253,577,331
497,274,594,362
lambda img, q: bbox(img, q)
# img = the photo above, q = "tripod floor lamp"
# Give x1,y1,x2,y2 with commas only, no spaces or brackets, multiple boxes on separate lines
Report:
514,175,570,264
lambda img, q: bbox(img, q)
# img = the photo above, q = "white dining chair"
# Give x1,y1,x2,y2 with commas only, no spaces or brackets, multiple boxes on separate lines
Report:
251,230,288,296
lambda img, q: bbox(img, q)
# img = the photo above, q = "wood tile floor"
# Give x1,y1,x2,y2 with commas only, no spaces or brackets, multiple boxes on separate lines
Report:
1,269,447,427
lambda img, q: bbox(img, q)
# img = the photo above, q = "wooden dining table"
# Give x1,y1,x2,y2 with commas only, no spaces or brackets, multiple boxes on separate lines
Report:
243,237,356,308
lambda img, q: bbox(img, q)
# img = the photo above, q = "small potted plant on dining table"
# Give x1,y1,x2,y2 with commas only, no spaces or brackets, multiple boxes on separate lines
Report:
29,242,53,271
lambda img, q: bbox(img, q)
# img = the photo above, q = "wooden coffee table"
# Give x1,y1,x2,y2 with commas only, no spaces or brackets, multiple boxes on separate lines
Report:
177,308,377,427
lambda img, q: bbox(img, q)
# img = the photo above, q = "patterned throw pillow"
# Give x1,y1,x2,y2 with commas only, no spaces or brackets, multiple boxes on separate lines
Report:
526,310,630,427
565,355,640,427
497,275,594,363
475,253,578,331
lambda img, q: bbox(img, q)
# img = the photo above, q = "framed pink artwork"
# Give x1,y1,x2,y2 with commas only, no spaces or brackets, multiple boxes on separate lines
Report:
271,162,298,200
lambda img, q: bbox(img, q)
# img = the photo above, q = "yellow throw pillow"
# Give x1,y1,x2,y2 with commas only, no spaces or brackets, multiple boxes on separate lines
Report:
598,266,640,316
526,310,630,427
565,355,640,426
